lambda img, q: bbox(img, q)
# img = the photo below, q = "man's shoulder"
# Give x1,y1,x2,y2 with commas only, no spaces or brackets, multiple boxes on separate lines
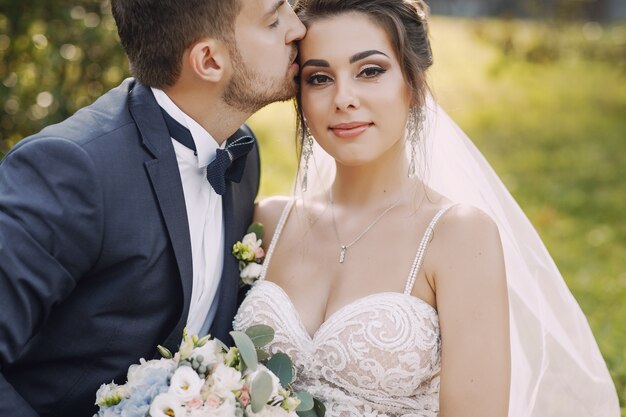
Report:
11,79,140,156
42,78,138,145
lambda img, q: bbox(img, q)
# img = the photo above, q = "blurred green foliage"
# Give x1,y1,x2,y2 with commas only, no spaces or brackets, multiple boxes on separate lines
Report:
0,0,128,156
0,2,624,413
470,17,626,69
446,20,626,415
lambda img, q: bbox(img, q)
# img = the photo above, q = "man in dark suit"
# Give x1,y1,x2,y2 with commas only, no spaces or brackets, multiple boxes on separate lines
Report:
0,1,305,416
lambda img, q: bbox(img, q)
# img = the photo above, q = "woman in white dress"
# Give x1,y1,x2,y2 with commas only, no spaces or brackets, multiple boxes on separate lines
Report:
234,0,620,416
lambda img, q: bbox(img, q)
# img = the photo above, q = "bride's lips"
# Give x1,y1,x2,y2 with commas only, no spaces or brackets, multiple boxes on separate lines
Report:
329,122,373,139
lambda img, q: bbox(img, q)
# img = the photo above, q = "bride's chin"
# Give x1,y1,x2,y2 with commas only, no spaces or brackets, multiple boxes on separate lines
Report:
333,156,378,169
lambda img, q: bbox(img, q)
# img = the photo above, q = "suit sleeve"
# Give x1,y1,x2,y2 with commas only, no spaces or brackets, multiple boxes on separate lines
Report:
0,137,104,415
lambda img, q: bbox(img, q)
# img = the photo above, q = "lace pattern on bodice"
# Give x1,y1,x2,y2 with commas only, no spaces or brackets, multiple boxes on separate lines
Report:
234,201,454,417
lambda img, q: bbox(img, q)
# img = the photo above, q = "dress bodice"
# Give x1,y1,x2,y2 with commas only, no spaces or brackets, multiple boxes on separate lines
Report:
234,201,454,417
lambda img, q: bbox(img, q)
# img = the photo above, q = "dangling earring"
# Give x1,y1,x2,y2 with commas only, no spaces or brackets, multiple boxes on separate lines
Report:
406,107,424,178
301,127,314,192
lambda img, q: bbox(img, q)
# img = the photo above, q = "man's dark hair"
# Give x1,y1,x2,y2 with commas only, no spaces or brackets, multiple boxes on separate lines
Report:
111,0,242,88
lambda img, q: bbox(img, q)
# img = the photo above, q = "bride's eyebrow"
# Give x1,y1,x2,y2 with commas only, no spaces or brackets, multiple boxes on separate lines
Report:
301,59,330,69
349,49,389,63
301,49,389,69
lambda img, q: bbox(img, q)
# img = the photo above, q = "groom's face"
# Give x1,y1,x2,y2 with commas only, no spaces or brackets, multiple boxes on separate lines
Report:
222,0,305,113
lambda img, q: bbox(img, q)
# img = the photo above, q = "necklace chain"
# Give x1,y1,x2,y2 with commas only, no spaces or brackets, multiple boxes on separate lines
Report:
329,189,402,264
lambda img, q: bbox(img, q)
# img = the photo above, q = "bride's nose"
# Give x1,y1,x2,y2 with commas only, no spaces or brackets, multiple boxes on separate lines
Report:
334,79,360,111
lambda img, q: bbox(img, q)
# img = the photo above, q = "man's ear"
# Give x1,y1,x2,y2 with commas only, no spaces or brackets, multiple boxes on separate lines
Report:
188,38,229,83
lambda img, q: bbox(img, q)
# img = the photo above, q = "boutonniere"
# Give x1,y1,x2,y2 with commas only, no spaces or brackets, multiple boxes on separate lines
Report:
232,223,265,286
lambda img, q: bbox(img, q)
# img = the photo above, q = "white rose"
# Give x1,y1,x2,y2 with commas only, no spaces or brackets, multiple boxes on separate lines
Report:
246,364,281,401
169,366,204,401
149,393,184,417
242,233,262,252
240,262,263,285
209,363,244,398
191,340,223,367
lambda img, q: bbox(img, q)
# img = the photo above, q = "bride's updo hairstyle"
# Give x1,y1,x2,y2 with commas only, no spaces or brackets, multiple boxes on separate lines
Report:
293,0,433,153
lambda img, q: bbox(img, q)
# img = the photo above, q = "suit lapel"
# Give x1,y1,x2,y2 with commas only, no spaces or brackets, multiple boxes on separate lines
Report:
128,82,193,351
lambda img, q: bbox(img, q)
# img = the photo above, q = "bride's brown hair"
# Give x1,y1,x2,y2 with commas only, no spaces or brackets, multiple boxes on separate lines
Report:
293,0,433,157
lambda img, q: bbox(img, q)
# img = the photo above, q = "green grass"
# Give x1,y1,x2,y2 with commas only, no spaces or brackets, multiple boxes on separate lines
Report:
246,17,626,414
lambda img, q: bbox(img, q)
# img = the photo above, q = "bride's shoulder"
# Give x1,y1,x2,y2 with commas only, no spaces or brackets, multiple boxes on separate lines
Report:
439,204,498,233
255,196,291,247
429,203,503,267
424,203,507,310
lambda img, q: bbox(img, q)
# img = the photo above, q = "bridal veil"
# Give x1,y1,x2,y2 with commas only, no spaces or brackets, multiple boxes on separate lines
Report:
295,96,620,416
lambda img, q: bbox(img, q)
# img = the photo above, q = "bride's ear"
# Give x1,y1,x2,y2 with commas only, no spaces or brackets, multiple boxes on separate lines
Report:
187,37,228,83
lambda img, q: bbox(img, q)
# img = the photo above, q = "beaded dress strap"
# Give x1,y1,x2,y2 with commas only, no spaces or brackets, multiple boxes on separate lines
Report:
258,199,296,281
403,205,457,295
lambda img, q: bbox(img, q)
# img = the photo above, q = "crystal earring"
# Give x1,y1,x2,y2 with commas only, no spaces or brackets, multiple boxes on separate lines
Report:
406,107,421,178
301,127,314,192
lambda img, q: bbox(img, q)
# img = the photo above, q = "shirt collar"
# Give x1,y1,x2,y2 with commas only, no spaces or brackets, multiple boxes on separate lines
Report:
151,87,223,168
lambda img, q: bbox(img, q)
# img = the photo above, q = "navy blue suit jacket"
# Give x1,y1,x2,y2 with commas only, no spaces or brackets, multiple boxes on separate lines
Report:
0,79,260,417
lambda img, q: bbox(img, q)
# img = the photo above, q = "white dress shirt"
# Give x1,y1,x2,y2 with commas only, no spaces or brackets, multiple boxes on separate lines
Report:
151,88,224,336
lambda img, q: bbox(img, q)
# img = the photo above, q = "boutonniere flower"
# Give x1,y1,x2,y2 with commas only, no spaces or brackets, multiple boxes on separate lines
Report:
233,223,265,285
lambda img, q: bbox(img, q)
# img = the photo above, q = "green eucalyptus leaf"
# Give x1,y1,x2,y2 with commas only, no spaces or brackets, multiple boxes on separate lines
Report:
156,345,172,359
250,370,273,413
266,352,294,386
296,409,316,417
296,396,325,417
296,391,314,412
247,223,264,240
230,331,258,371
313,398,326,417
256,348,270,362
245,324,275,348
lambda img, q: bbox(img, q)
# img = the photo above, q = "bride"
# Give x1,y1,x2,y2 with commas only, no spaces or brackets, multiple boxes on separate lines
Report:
234,0,619,416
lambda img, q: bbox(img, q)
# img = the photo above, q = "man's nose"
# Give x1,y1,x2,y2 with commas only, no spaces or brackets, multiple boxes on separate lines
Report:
285,4,306,43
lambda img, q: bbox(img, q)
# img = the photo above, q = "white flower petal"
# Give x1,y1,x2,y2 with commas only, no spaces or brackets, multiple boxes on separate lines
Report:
149,393,184,417
210,364,244,398
169,366,204,401
240,263,263,285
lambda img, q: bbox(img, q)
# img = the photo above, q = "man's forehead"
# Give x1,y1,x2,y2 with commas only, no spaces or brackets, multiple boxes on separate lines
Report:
239,0,284,19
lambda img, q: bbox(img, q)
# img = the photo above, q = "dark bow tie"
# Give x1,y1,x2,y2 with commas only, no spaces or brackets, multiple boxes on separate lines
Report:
160,108,255,195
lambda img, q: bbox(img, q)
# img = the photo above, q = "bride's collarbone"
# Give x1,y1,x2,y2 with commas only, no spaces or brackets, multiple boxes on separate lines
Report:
263,204,444,322
266,248,433,311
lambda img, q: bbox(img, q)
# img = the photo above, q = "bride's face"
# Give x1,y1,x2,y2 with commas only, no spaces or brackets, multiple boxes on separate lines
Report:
299,12,412,167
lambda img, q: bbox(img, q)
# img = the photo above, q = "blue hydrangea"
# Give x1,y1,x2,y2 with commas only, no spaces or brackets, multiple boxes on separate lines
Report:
96,366,172,417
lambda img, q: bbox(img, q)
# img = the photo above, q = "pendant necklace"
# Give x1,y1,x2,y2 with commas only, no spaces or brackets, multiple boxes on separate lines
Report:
329,189,402,264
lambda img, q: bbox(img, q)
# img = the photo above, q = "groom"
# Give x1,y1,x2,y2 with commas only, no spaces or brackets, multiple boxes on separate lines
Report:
0,1,304,416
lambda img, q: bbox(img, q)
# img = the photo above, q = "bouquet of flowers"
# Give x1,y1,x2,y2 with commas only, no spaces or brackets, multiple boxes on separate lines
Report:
94,325,324,417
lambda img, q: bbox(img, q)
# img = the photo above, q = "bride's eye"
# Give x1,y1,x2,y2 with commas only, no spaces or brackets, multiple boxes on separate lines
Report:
358,66,386,79
305,73,333,86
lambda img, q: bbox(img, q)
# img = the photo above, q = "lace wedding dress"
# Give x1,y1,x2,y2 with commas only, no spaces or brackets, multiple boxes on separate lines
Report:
234,200,455,417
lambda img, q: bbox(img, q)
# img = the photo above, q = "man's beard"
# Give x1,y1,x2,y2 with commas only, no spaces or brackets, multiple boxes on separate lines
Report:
222,45,297,114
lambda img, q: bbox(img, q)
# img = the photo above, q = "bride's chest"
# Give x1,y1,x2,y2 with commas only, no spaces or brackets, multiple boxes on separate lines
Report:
234,281,441,396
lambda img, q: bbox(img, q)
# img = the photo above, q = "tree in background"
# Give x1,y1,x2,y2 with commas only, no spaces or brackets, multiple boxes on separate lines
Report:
0,0,128,157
